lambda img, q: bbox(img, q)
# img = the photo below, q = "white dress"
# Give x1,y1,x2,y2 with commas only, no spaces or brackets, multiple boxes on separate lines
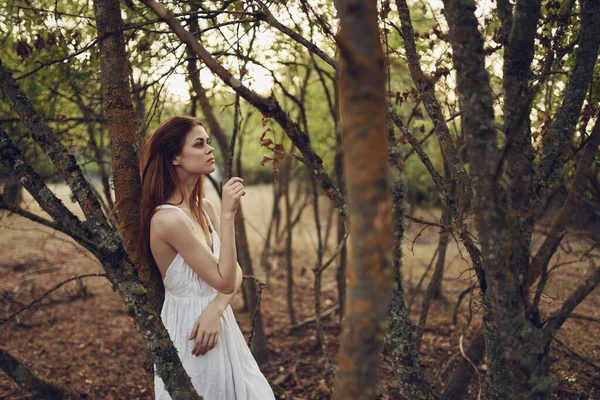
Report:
153,204,275,400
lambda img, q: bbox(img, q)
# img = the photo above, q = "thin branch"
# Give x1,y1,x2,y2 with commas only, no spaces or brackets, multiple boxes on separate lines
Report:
553,337,600,371
394,0,472,198
254,0,337,69
0,202,97,252
15,39,100,80
1,273,106,326
543,265,600,341
140,0,346,218
0,62,111,242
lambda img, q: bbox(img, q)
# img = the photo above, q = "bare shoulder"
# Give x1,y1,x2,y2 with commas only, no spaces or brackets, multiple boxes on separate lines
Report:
202,198,221,231
150,208,190,238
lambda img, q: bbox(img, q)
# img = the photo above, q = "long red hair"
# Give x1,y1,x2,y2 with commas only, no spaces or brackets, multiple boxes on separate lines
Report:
138,115,210,268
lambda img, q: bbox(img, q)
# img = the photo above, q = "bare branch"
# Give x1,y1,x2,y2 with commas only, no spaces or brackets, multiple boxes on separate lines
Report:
0,62,111,242
254,0,337,69
394,0,472,198
140,0,346,217
1,273,106,326
533,0,600,205
0,347,81,399
528,112,600,288
0,202,97,252
543,265,600,341
0,128,89,242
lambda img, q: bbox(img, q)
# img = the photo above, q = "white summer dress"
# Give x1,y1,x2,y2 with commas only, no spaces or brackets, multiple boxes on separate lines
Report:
153,204,275,400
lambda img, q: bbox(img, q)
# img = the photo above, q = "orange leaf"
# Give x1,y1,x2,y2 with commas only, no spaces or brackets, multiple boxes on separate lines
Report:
260,156,273,166
274,144,285,159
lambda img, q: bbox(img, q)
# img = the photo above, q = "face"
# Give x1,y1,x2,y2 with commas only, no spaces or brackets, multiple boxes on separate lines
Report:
172,125,216,175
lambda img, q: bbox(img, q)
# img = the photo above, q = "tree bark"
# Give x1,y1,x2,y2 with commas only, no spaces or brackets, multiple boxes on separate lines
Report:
332,0,394,397
443,0,552,397
384,122,432,399
92,0,165,314
440,329,485,400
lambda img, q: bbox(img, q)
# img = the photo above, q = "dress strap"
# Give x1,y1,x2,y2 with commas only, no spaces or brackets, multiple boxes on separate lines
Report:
156,204,197,234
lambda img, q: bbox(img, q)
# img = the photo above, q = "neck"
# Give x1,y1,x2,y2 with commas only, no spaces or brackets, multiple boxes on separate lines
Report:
168,175,200,210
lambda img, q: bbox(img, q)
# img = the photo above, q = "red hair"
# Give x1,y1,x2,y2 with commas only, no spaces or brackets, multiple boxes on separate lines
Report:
138,115,210,268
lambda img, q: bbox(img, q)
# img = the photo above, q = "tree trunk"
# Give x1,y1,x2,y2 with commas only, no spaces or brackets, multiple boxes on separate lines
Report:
2,174,22,205
334,114,347,323
440,329,485,400
384,125,432,399
332,0,395,397
283,155,297,327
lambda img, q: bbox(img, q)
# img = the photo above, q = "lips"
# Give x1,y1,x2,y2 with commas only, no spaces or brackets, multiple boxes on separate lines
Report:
208,158,215,163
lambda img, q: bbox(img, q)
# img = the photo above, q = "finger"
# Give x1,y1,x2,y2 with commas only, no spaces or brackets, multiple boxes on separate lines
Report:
210,333,219,349
199,332,211,355
225,177,243,187
232,186,245,195
189,324,198,341
229,182,244,191
193,333,204,356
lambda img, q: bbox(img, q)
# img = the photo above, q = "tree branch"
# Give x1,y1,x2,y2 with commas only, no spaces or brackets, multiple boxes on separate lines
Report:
254,0,337,69
1,274,106,326
528,112,600,288
0,128,90,242
0,61,111,242
394,0,472,198
543,265,600,341
0,347,81,399
533,0,600,206
140,0,346,217
0,202,97,252
388,106,486,291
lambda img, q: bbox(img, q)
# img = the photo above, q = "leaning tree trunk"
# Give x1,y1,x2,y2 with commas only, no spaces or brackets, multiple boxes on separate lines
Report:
332,0,394,398
92,0,197,397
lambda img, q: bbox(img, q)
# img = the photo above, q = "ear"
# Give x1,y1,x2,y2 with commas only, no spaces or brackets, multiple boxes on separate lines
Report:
172,154,182,166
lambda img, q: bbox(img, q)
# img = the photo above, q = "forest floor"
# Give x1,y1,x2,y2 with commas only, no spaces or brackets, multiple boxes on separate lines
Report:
0,183,598,399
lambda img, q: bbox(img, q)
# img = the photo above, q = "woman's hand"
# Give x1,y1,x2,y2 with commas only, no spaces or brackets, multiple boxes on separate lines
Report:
221,177,245,220
189,305,222,356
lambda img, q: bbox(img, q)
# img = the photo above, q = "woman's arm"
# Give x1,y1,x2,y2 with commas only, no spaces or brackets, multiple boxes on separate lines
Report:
152,179,245,294
204,198,244,311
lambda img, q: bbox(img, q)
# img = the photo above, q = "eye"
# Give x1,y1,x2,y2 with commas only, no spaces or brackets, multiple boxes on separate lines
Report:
195,141,204,147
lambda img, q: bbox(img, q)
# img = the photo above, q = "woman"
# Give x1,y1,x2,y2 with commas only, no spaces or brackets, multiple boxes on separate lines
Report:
138,116,275,400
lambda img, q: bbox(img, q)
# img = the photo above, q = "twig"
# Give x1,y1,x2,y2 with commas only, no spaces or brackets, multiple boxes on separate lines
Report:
290,305,339,331
459,334,482,400
407,244,439,314
554,337,600,371
1,273,106,326
243,275,266,349
15,39,100,80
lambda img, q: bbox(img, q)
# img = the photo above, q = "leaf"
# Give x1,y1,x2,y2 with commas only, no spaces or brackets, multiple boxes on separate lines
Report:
260,156,273,166
273,144,285,159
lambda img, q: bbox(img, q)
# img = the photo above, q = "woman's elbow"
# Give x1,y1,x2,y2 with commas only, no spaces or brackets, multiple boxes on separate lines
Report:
216,283,236,295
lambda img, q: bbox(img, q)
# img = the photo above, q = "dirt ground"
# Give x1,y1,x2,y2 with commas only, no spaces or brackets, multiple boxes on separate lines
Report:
0,183,598,399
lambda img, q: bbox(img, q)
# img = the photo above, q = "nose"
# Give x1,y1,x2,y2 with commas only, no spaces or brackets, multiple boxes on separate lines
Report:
207,144,214,154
